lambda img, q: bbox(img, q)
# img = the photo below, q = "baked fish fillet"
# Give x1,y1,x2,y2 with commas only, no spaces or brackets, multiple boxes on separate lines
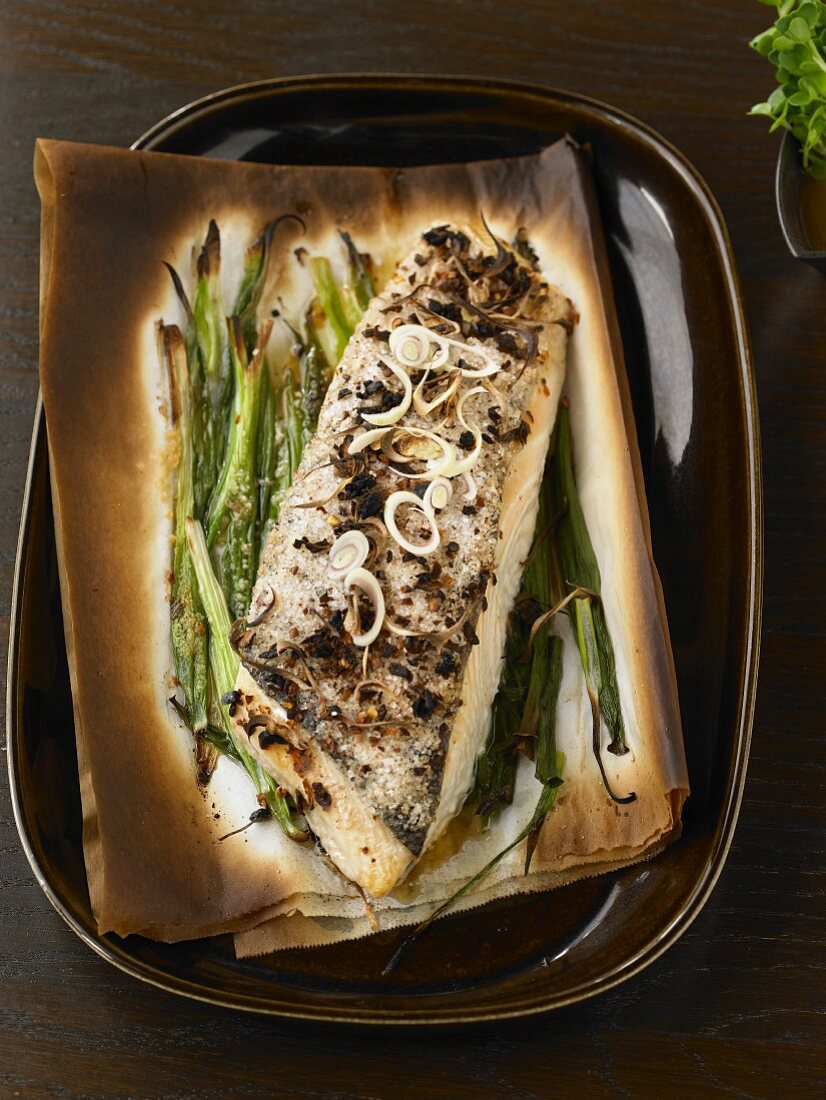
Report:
233,224,573,896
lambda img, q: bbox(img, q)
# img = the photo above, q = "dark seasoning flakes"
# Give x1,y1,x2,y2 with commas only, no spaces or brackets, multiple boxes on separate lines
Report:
244,224,573,853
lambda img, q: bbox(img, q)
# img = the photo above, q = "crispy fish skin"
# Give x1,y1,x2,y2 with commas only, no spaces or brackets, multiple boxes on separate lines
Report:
234,225,572,896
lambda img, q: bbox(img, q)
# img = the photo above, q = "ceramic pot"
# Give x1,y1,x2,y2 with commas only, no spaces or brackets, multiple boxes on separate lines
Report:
776,129,826,273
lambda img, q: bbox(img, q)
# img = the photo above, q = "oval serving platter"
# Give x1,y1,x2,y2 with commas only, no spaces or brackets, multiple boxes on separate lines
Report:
7,74,761,1025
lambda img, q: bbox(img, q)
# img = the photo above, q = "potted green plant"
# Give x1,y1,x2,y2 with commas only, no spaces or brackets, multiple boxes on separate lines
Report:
750,0,826,270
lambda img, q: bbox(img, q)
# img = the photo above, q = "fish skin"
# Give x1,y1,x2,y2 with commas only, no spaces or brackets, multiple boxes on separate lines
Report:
234,225,573,892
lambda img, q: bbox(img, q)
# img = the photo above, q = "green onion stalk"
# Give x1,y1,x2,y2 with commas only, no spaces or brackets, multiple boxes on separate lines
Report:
474,467,565,839
339,229,376,320
164,258,219,522
192,220,231,477
260,247,357,534
256,373,279,540
223,218,303,571
550,399,636,806
389,470,569,973
163,324,210,742
306,233,375,358
517,473,566,871
308,256,351,361
206,317,273,621
265,351,303,531
299,313,335,430
473,623,530,821
234,215,304,353
186,516,306,840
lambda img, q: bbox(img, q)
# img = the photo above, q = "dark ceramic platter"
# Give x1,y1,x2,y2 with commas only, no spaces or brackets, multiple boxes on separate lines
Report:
8,75,761,1024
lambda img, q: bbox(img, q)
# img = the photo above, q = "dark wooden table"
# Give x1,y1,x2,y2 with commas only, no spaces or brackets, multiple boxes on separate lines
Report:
1,2,823,1095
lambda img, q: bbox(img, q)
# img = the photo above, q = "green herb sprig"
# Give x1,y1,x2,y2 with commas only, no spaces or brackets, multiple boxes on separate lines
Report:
749,0,826,178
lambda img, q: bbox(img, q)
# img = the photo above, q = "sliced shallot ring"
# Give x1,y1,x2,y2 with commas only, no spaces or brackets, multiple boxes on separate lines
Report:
328,530,370,578
384,491,441,556
344,567,386,647
347,427,390,454
360,359,413,427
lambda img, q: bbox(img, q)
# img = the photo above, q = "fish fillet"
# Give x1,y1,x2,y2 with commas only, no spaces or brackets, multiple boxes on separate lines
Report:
233,225,573,896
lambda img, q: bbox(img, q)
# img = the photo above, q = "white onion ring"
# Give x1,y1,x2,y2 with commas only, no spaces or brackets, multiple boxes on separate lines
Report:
328,530,370,578
344,567,385,647
384,491,441,556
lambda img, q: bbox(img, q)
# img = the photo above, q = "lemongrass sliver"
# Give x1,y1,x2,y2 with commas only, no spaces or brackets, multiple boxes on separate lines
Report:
328,530,370,578
424,476,453,512
347,427,390,454
360,359,413,427
438,385,485,478
413,368,461,417
384,490,441,556
344,567,385,647
461,470,478,501
439,332,499,378
381,426,456,480
389,324,449,372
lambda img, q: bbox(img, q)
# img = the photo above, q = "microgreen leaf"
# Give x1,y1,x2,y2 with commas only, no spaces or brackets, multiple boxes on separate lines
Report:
749,0,826,177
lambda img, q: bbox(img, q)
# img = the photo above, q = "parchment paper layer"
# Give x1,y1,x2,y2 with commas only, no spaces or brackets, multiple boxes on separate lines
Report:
35,137,687,948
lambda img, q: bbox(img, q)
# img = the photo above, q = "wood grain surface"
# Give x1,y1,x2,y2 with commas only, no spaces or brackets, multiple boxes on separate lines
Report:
0,1,823,1096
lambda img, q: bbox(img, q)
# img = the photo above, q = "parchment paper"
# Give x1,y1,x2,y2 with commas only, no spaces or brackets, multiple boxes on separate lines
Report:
35,136,687,949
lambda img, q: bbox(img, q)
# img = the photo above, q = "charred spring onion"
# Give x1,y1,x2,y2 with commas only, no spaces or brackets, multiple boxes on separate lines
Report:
384,482,566,975
167,222,370,835
309,256,353,362
205,317,272,620
550,399,636,806
186,517,306,841
386,386,639,971
163,324,209,736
